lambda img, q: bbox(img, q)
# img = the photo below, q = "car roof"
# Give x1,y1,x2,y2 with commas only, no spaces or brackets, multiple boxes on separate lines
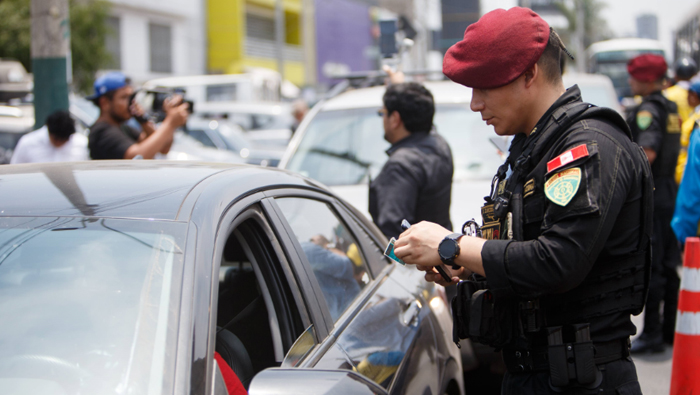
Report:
0,161,324,220
195,101,291,115
0,104,34,133
321,80,472,111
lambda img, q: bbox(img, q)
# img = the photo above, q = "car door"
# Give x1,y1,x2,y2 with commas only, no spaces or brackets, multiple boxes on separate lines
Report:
263,190,441,394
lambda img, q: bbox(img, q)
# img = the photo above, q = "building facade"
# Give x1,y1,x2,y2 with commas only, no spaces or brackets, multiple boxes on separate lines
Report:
207,0,306,87
637,14,659,41
104,0,207,83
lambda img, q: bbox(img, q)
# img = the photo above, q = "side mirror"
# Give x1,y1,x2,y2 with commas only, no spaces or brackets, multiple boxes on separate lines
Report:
248,368,388,395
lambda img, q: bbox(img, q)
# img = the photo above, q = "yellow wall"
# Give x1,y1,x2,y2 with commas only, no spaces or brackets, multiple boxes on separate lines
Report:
207,0,306,85
207,0,245,74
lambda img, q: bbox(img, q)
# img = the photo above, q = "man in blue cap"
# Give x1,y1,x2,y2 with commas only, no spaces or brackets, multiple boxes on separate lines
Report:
87,71,189,159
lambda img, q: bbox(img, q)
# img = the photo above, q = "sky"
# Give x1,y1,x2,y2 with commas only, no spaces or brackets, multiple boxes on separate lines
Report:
480,0,700,59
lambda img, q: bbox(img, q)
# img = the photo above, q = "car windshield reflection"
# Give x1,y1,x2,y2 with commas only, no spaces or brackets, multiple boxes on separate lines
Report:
0,217,187,395
286,105,503,186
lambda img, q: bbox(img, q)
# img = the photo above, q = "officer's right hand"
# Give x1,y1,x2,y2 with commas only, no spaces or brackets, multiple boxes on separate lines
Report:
163,95,189,128
416,264,461,286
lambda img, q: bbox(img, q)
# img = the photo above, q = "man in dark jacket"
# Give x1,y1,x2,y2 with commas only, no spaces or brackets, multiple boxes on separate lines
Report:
394,7,652,394
369,82,453,238
626,54,682,353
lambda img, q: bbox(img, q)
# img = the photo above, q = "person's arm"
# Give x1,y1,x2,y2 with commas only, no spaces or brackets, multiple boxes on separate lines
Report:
635,103,665,165
672,129,700,243
396,133,636,300
123,97,187,159
370,158,421,239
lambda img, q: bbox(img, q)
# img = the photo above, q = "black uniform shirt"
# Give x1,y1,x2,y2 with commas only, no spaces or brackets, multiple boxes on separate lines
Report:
628,92,680,208
481,86,651,343
89,121,141,160
369,131,453,238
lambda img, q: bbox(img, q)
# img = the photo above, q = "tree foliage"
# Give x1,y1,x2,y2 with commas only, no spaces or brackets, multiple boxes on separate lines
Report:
0,0,113,94
555,0,613,51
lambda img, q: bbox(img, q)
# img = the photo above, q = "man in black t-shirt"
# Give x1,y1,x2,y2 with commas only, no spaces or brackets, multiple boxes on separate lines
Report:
87,72,188,159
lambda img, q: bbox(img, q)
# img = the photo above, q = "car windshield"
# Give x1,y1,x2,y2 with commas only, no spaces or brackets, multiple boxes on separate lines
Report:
0,217,187,395
286,105,504,186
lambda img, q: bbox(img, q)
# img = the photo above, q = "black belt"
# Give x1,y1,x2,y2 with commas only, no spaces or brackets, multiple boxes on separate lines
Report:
503,338,630,374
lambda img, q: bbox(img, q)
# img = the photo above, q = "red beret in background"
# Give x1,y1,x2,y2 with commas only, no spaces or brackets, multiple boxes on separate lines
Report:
627,54,668,82
443,7,549,89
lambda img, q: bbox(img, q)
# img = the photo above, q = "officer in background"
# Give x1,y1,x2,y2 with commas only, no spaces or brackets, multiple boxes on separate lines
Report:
672,85,700,244
394,7,652,394
626,54,682,353
665,58,697,129
673,62,700,183
370,82,453,238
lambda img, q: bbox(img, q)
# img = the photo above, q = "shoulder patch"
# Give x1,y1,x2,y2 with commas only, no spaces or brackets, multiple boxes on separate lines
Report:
545,168,581,206
637,110,653,130
547,144,589,173
667,113,682,133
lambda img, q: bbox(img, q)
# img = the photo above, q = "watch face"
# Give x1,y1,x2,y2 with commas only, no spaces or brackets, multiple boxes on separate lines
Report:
439,239,458,260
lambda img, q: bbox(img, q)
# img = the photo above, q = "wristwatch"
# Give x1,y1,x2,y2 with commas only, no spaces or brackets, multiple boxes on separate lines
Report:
438,233,464,265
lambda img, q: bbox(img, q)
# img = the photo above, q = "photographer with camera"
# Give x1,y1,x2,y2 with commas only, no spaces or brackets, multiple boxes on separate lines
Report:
87,72,189,160
393,7,652,394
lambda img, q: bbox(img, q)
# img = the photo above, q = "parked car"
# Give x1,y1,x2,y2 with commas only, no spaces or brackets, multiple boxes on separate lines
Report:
0,104,34,163
194,101,294,147
185,118,285,167
563,72,623,114
0,161,464,395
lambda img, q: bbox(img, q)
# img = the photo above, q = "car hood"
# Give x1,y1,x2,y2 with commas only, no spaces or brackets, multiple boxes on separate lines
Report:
330,178,492,231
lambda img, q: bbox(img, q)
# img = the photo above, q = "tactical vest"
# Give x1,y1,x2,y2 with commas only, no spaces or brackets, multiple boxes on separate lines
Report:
485,101,653,337
627,94,681,179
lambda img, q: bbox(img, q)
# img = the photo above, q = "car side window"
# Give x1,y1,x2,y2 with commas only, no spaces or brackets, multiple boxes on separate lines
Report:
276,197,370,322
187,129,217,148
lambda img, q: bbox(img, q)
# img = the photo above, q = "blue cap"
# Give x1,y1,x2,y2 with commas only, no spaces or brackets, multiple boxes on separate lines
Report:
689,81,700,95
87,71,128,100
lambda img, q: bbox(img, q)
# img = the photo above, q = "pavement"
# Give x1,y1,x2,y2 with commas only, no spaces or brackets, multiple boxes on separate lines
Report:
630,312,674,395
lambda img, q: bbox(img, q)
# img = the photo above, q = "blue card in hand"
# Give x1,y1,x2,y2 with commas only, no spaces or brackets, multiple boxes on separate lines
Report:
384,237,405,265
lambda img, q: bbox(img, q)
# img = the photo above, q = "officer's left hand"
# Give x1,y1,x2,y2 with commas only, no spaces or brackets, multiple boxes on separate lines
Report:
394,221,450,267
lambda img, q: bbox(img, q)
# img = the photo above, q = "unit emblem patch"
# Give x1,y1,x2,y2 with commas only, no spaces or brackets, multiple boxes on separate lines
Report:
544,167,581,207
637,110,653,130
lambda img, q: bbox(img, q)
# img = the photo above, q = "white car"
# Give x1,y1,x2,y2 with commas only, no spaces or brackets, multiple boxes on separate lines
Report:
279,80,506,233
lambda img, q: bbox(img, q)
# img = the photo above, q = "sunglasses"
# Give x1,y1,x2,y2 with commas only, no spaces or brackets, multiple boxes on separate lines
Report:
377,109,388,117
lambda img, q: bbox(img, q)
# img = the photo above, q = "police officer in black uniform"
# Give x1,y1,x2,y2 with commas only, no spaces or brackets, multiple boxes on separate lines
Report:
626,54,682,353
394,7,652,394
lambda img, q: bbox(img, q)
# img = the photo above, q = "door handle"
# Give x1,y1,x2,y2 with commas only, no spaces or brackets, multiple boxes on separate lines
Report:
402,299,421,326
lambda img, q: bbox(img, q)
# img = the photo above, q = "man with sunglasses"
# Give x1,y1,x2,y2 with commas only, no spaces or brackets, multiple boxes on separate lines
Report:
369,82,454,239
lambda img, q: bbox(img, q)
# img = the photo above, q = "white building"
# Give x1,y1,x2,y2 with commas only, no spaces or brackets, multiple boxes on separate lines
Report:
104,0,206,83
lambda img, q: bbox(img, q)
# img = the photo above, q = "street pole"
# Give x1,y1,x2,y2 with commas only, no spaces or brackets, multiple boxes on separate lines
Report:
31,0,71,129
302,0,316,86
575,0,586,72
275,0,285,82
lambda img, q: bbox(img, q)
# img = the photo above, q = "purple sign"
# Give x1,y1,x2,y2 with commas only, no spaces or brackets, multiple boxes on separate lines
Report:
315,0,375,85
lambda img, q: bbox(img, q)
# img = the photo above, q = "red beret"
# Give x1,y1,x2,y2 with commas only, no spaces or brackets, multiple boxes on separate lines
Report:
627,54,668,82
443,7,549,89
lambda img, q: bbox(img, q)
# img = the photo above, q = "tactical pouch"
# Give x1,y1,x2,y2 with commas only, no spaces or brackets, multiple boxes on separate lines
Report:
451,280,486,344
451,280,514,348
547,325,602,391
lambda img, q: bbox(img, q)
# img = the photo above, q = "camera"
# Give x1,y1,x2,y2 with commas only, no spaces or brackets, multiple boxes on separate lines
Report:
130,88,194,123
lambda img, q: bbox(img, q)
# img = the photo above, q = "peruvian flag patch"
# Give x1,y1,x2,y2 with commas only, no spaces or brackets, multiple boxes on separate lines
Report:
547,144,589,173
